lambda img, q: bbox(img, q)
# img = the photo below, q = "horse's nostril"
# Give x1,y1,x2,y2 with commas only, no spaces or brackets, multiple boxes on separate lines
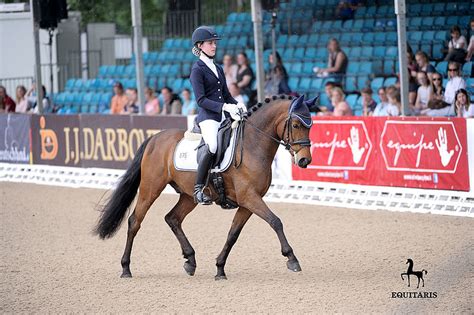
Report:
298,158,310,168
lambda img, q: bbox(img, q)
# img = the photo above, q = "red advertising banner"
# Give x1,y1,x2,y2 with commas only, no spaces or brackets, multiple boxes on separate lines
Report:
292,117,470,191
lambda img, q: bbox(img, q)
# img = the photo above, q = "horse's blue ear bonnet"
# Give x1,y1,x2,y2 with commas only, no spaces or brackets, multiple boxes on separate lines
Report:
289,94,314,128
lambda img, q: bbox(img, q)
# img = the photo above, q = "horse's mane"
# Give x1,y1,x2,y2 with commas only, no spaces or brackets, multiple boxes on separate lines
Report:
246,94,294,118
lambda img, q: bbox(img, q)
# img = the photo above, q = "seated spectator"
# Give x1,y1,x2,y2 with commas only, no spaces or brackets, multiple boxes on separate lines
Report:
236,52,254,100
336,0,359,21
160,86,182,115
444,62,466,105
264,51,291,97
423,98,452,117
466,18,474,62
181,88,197,115
0,85,16,112
123,88,139,114
229,83,246,105
144,87,159,115
415,51,436,81
32,85,50,113
454,88,474,118
445,25,467,63
110,82,128,114
223,54,238,88
315,38,348,82
385,86,401,116
406,50,419,108
373,87,398,116
361,87,377,116
15,85,28,113
414,71,432,115
321,86,352,116
430,72,445,101
320,81,338,112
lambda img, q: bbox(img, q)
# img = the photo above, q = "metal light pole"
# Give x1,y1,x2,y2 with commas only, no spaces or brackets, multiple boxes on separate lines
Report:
251,0,265,103
31,0,44,113
395,0,409,115
131,0,146,114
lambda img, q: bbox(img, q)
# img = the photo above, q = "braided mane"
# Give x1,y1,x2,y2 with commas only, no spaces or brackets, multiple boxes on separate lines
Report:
246,94,294,117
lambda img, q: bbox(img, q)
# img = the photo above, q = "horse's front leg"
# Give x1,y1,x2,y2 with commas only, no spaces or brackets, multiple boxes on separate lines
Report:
241,193,301,272
407,275,411,287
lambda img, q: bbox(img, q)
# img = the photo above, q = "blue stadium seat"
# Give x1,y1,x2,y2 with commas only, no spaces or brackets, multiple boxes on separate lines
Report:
420,3,432,16
288,77,299,92
291,62,303,75
288,35,299,46
65,79,76,91
446,16,458,27
373,32,386,45
345,94,359,110
302,62,314,75
304,47,317,60
362,18,375,31
371,77,384,91
421,17,435,30
364,6,376,18
294,47,305,60
344,76,358,92
347,62,359,75
349,47,362,60
352,19,364,31
357,75,370,89
386,46,398,60
82,92,93,106
409,17,422,30
315,48,327,59
462,62,472,77
311,78,324,91
466,78,474,95
373,46,385,60
298,77,312,93
383,60,394,75
436,61,448,77
297,34,309,47
433,17,446,30
422,31,436,42
384,77,397,87
283,47,295,60
362,32,375,45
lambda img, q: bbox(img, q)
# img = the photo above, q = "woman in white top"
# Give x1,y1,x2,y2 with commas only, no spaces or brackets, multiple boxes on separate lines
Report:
15,85,28,113
414,71,432,115
445,25,467,63
455,89,474,118
444,62,466,105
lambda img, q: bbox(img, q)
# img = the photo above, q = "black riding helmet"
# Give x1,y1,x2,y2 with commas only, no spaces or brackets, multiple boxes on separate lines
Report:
191,26,221,46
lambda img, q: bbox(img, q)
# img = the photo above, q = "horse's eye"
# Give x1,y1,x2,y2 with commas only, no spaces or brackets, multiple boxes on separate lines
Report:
292,124,299,129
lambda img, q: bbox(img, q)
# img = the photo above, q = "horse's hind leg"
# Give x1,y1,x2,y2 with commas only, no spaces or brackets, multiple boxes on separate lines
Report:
164,194,198,276
121,182,164,278
215,207,252,280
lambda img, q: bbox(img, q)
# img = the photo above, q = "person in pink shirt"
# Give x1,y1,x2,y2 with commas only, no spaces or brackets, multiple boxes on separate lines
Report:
144,87,160,115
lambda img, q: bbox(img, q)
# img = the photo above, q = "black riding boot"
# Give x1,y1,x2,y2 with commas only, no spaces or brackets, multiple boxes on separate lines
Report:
194,148,215,205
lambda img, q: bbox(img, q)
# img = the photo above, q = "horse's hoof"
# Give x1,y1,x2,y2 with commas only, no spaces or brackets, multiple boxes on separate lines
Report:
121,272,132,278
287,260,302,272
183,261,196,276
215,275,227,281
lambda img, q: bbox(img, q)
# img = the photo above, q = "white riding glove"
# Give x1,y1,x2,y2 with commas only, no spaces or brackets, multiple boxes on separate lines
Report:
222,103,241,121
236,102,247,113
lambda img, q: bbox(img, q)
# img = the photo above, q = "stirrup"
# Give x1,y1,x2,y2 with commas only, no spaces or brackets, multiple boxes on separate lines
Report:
194,185,212,205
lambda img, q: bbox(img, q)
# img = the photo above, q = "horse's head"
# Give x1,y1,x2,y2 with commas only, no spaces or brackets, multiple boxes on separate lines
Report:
283,95,314,168
406,258,413,264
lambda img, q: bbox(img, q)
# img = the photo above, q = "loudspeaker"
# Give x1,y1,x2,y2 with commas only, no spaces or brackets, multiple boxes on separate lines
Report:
35,0,68,29
262,0,279,10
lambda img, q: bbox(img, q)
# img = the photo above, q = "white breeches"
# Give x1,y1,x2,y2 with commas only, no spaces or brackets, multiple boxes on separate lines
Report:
199,116,224,154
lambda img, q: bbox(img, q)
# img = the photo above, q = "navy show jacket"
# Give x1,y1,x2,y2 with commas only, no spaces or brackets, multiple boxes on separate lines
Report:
189,59,237,123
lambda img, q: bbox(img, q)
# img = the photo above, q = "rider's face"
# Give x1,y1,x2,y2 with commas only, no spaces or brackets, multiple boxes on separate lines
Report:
199,40,217,57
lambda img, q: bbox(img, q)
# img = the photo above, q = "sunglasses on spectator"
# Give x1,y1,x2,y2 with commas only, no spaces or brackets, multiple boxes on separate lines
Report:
433,77,441,81
448,68,458,71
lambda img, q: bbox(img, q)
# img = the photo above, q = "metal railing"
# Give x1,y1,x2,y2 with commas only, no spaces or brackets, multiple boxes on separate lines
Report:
0,77,34,98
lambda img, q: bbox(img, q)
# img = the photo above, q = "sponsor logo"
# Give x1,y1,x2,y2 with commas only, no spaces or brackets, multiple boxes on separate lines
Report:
309,120,372,170
39,116,58,160
380,121,462,173
391,258,438,299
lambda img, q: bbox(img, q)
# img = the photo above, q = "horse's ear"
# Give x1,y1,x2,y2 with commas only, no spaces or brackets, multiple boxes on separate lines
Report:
304,95,321,113
289,94,305,113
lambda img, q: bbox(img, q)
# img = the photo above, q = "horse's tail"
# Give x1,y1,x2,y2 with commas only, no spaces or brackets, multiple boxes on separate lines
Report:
422,269,427,275
94,137,151,239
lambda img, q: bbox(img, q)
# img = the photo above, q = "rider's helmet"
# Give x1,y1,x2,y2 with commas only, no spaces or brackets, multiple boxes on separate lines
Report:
191,26,221,56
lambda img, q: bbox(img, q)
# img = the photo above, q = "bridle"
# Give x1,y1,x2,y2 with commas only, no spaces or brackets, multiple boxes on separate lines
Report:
242,112,311,156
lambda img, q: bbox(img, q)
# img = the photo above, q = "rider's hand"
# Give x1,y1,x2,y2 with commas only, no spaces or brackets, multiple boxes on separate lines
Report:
222,103,241,121
236,102,247,113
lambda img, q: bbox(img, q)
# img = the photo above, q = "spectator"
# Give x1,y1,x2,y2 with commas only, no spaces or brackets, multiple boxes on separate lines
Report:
466,18,474,62
361,87,377,116
229,83,245,105
144,87,160,115
222,54,238,88
415,51,436,81
414,71,432,115
386,86,401,116
324,86,352,116
181,88,197,115
373,87,399,116
123,88,139,114
0,96,4,113
454,88,474,118
236,52,254,100
160,86,182,115
0,85,16,112
406,50,419,109
32,85,50,113
320,81,338,112
15,85,28,113
264,51,291,97
315,38,348,82
445,25,467,63
110,82,128,114
430,72,445,101
444,61,466,105
336,0,359,21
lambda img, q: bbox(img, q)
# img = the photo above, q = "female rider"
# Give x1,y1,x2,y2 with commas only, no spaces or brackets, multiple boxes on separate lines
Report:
189,26,246,205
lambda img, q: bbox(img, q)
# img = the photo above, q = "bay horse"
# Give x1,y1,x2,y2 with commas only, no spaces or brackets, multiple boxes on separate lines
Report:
94,94,313,280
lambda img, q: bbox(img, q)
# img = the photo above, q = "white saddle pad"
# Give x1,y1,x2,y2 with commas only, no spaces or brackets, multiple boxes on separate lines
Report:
173,131,237,172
